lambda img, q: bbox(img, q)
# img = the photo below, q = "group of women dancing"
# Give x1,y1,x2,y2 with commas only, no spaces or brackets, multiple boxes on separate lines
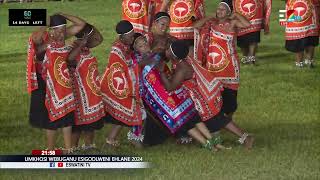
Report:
27,0,319,154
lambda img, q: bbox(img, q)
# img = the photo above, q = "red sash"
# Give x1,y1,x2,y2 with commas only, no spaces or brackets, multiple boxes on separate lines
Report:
168,0,205,39
42,45,76,121
285,0,320,40
100,40,143,126
234,0,272,36
72,49,105,125
26,32,48,94
122,0,152,34
195,21,240,90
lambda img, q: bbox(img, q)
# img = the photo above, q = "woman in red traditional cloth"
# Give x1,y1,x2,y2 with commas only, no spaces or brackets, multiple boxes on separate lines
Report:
285,0,319,68
193,0,250,124
146,12,177,56
144,12,201,144
138,40,227,151
28,13,86,153
190,0,254,148
233,0,272,65
67,23,105,152
126,32,167,147
159,41,254,149
122,0,154,34
158,0,206,47
100,20,146,147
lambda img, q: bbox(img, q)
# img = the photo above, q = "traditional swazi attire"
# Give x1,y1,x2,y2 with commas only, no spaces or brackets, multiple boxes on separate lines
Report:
41,43,76,126
26,32,48,94
140,41,200,145
194,18,240,115
122,0,153,34
234,0,272,48
182,56,224,121
142,63,198,134
70,47,105,131
171,54,230,133
28,31,53,129
128,51,166,144
29,15,75,130
285,0,319,53
167,0,205,41
100,40,145,127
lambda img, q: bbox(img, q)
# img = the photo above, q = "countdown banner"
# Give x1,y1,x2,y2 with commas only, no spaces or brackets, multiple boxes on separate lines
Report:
8,9,47,26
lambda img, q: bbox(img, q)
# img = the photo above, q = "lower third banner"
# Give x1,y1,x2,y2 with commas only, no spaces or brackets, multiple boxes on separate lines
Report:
0,155,150,169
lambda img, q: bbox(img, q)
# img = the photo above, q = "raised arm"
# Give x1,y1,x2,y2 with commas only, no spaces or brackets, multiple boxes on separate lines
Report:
31,27,49,61
193,15,215,29
86,26,104,48
159,0,171,12
148,2,155,32
59,13,86,38
231,13,251,29
67,36,87,67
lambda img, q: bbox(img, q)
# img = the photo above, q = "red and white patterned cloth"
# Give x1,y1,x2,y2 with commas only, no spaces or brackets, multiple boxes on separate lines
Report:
71,48,105,125
285,0,320,40
42,44,76,121
234,0,272,35
100,40,144,126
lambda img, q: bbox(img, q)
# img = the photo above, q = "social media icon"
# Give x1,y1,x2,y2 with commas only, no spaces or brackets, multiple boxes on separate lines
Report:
49,162,55,167
58,162,63,167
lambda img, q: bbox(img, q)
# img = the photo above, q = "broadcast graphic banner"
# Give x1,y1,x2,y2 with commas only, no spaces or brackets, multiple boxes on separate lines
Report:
0,155,150,169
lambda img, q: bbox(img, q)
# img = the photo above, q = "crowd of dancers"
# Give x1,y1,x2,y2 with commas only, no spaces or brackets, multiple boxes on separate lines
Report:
27,0,319,154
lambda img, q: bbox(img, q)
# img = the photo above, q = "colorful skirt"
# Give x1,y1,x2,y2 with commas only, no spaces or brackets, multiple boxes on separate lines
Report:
142,65,197,134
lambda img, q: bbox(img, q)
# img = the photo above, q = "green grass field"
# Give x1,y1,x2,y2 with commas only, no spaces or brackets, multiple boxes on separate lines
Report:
0,0,319,179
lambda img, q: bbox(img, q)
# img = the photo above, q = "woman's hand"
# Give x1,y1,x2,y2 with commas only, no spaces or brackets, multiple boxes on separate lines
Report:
74,33,89,47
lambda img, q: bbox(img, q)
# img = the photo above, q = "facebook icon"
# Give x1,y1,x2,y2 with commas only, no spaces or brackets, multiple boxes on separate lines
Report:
49,162,55,167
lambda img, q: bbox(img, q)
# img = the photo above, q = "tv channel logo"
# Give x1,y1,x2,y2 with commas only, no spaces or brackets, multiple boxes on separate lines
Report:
8,9,46,26
279,9,302,26
286,9,302,22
